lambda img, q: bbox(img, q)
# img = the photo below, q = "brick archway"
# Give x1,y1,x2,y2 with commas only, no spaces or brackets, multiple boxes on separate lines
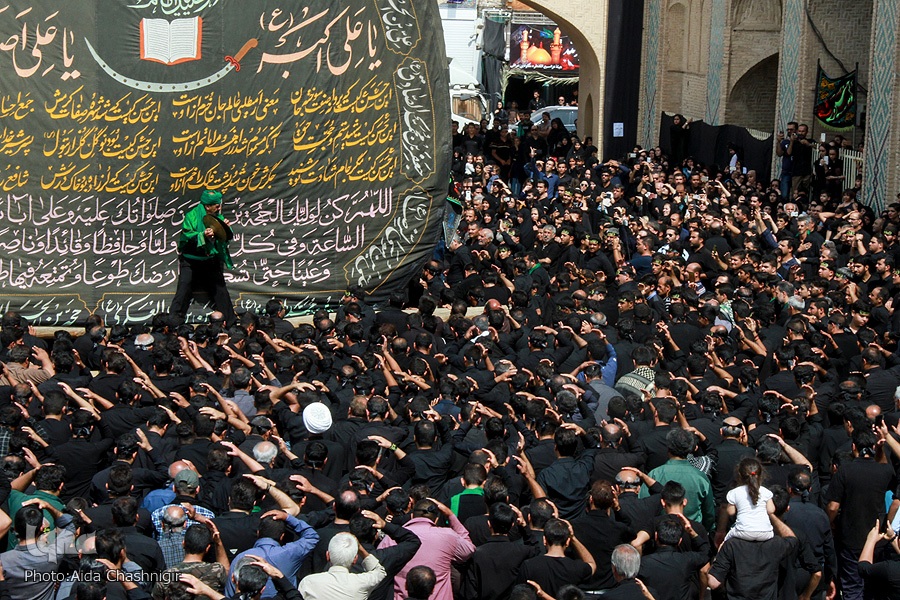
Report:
511,0,609,148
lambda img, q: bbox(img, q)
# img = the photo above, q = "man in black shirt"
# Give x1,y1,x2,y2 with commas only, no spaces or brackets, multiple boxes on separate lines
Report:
826,428,897,600
615,468,663,535
462,502,541,600
212,477,264,560
517,518,595,597
603,544,657,599
783,471,836,599
858,521,900,600
708,512,800,600
572,480,638,591
638,514,709,600
523,423,597,520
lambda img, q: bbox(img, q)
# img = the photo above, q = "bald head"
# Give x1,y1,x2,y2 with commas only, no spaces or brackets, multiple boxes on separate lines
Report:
866,405,882,421
615,469,640,490
600,424,624,447
485,299,502,312
168,461,191,480
253,441,278,465
162,505,187,530
135,333,154,348
722,417,744,439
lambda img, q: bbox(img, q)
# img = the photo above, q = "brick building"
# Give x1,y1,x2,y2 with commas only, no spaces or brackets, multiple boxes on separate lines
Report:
476,0,899,209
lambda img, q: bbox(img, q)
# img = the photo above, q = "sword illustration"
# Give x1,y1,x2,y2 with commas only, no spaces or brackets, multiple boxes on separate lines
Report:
84,37,258,93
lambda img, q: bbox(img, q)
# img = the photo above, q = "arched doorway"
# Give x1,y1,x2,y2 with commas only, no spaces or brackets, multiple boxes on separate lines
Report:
725,54,779,130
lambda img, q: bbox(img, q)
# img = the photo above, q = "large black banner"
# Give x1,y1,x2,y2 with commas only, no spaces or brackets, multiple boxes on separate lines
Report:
0,0,450,325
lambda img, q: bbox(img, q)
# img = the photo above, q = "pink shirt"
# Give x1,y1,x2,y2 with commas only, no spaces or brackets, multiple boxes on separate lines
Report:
378,515,476,600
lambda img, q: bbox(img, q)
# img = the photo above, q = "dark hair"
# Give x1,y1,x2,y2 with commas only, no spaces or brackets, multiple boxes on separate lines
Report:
42,391,66,416
34,464,66,492
183,524,213,554
590,480,616,510
235,563,268,595
258,515,286,541
107,464,133,497
770,484,790,516
110,497,138,528
414,420,437,447
853,428,878,458
229,478,259,512
554,427,579,457
74,583,106,600
114,432,139,458
356,440,381,466
654,398,678,423
528,498,554,529
661,481,686,507
385,488,411,515
304,441,328,470
193,414,216,438
666,428,696,458
543,518,570,547
14,505,44,540
207,446,231,473
348,513,377,545
412,499,440,521
95,528,126,562
656,514,684,547
735,457,763,505
462,463,488,487
406,566,436,599
488,502,517,535
528,498,555,529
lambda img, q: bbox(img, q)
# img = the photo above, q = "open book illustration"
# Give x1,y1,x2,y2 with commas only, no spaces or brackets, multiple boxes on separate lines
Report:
140,17,203,65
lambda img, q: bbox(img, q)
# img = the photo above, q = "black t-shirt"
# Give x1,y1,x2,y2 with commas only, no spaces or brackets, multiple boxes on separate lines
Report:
572,510,636,590
709,536,799,600
859,559,900,600
826,458,897,549
518,554,592,597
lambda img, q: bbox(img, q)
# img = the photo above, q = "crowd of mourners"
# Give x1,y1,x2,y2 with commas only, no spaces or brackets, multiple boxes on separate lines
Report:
1,114,900,600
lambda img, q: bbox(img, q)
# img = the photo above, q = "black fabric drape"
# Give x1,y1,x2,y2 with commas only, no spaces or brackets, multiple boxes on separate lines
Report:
481,17,506,107
603,0,645,160
659,114,774,181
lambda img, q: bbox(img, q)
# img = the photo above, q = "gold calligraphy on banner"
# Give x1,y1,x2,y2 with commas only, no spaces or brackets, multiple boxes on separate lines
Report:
0,92,34,120
0,164,28,190
169,160,282,194
40,161,158,194
171,124,282,160
293,113,396,152
43,125,160,160
287,74,398,185
290,76,392,116
288,147,396,186
45,86,161,125
170,90,280,124
0,128,34,156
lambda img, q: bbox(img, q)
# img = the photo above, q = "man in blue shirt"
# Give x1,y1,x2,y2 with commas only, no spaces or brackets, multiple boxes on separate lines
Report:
227,510,320,598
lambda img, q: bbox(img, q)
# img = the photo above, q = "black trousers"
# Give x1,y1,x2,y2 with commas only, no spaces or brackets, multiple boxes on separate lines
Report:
171,255,235,325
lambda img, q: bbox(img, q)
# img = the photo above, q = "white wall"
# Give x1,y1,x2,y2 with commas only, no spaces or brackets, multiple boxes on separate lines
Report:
440,5,482,81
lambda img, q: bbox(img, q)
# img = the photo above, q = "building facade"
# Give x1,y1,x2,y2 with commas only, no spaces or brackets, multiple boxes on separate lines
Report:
468,0,900,209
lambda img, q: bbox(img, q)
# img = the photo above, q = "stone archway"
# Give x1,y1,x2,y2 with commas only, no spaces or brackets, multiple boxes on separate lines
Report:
510,0,609,148
725,54,779,130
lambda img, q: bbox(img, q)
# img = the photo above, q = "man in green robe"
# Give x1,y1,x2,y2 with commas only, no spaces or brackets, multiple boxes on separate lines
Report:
171,189,236,325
